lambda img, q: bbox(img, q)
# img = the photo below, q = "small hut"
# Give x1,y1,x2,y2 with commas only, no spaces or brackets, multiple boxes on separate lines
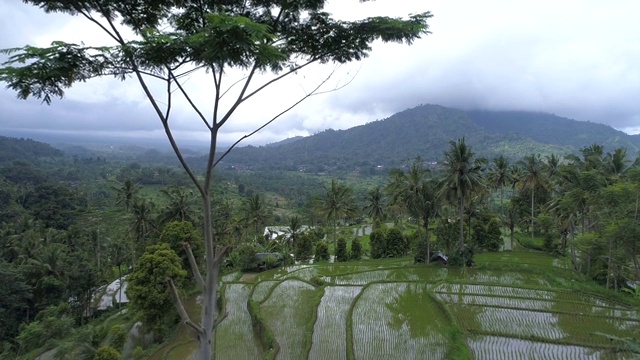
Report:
430,251,448,265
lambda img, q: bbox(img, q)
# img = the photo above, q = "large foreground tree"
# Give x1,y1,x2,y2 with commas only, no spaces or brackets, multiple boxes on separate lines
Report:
0,2,431,358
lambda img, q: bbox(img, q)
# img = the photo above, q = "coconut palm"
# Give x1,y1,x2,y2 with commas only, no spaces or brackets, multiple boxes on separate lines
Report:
114,179,140,212
486,155,511,217
364,187,386,223
439,138,485,249
518,154,547,241
158,185,197,225
131,198,156,247
241,193,270,239
319,179,357,245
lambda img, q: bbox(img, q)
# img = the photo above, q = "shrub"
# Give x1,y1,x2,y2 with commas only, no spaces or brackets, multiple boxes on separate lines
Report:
448,246,475,268
434,219,458,255
411,231,429,263
234,243,258,271
335,237,348,262
315,242,330,262
350,237,362,260
385,227,406,258
108,324,127,351
94,346,121,360
370,229,386,259
485,218,503,251
295,233,314,261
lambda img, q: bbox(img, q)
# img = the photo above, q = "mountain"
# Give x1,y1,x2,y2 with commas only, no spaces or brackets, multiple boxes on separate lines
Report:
221,104,640,171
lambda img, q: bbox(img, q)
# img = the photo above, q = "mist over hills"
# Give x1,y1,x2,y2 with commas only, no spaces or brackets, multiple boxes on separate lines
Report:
219,104,640,171
3,104,639,172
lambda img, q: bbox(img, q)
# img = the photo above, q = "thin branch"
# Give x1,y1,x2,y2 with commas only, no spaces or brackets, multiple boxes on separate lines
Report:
214,68,336,167
164,71,172,120
212,310,229,330
74,6,120,44
183,242,204,291
219,75,249,100
217,58,319,128
166,278,204,336
217,62,259,128
212,245,232,267
169,70,211,130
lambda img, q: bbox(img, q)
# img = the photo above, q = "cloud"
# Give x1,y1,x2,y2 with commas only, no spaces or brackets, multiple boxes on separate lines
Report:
1,0,640,147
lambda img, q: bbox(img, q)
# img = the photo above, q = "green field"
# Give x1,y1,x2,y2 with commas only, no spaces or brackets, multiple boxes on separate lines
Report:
152,248,640,359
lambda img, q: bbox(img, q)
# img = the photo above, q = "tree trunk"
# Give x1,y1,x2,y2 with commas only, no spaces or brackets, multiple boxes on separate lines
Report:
424,218,430,264
530,187,535,241
607,236,613,290
459,196,465,249
199,194,218,360
118,264,122,309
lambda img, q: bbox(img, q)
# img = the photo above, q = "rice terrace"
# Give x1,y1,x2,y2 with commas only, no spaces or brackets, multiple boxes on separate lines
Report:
152,247,640,360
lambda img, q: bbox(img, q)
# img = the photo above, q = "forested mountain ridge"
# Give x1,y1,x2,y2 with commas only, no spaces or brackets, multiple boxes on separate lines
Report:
221,104,638,171
467,110,639,152
0,135,64,164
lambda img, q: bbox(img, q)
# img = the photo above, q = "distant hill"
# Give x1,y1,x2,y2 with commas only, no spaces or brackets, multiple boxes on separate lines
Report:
222,104,636,171
0,135,63,164
466,110,640,153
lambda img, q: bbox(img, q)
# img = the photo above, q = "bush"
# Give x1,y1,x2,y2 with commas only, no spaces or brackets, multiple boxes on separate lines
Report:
485,218,503,251
448,246,475,267
370,229,386,259
434,219,458,255
385,227,406,258
108,324,127,351
234,243,258,271
295,233,314,261
94,346,121,360
335,237,348,262
350,237,362,260
315,242,330,262
411,231,429,263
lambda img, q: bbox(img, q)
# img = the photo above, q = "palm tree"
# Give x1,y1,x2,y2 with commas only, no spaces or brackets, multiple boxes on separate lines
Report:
114,179,140,212
159,185,197,225
131,198,156,249
439,138,485,249
364,187,386,224
285,215,303,245
320,179,357,245
487,155,511,217
518,154,546,241
241,193,270,239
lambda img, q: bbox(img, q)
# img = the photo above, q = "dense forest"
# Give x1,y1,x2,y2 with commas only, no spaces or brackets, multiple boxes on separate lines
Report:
1,131,639,358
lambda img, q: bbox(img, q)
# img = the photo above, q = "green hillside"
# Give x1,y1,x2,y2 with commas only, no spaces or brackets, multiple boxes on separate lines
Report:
466,110,640,152
220,105,636,172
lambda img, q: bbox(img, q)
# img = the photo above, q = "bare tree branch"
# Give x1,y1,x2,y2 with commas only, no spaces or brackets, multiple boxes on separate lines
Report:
217,58,318,128
213,245,232,267
164,72,172,120
219,74,249,100
183,242,204,291
214,68,337,167
169,70,212,130
216,62,259,128
212,309,229,330
166,278,204,336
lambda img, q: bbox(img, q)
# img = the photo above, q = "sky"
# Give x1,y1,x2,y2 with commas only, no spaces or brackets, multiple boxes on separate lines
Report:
1,0,639,148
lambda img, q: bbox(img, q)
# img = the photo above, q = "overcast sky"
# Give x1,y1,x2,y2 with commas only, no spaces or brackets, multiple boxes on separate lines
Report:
1,0,639,147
